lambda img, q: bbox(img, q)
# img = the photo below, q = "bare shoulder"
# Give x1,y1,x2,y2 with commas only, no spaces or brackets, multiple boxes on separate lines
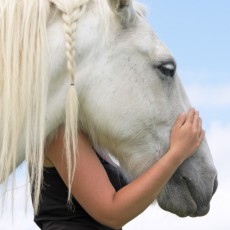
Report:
44,156,54,167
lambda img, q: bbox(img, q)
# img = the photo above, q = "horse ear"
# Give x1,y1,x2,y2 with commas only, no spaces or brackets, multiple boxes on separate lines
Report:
108,0,135,25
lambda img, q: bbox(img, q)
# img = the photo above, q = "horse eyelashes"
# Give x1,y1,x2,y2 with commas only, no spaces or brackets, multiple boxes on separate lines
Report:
157,62,176,78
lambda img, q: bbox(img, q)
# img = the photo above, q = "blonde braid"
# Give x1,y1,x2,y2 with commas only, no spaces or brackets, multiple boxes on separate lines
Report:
49,0,88,201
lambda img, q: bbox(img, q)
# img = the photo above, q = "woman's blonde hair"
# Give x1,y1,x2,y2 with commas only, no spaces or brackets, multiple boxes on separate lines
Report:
0,0,88,214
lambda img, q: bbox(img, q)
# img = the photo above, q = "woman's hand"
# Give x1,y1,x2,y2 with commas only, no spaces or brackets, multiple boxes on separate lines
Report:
169,108,205,163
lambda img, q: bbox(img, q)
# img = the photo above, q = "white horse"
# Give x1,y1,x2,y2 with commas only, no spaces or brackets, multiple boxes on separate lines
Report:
0,0,217,218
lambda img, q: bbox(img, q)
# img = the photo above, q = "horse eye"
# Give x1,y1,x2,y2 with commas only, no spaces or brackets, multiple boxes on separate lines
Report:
158,62,176,78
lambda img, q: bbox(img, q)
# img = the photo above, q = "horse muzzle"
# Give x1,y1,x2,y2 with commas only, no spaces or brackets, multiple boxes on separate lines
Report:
157,159,218,217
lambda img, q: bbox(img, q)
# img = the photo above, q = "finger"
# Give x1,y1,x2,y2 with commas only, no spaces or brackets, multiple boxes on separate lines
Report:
186,108,196,124
198,130,205,143
198,116,202,131
175,112,186,128
198,118,204,137
193,112,201,130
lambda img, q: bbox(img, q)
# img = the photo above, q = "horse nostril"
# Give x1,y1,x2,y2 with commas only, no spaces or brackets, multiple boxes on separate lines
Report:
182,176,193,191
213,175,218,195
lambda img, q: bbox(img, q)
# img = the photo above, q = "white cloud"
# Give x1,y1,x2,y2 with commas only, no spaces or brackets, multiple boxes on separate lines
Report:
186,84,230,109
207,121,230,158
206,121,230,188
0,164,39,230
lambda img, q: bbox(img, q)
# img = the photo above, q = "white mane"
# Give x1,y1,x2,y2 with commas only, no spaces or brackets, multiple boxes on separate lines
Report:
0,0,50,213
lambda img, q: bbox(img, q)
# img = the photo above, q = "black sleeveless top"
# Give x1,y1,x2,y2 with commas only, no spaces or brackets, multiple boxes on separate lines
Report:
32,155,127,230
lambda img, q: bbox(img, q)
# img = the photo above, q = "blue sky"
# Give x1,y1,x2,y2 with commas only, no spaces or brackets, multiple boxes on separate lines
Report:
146,0,230,77
1,1,230,230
